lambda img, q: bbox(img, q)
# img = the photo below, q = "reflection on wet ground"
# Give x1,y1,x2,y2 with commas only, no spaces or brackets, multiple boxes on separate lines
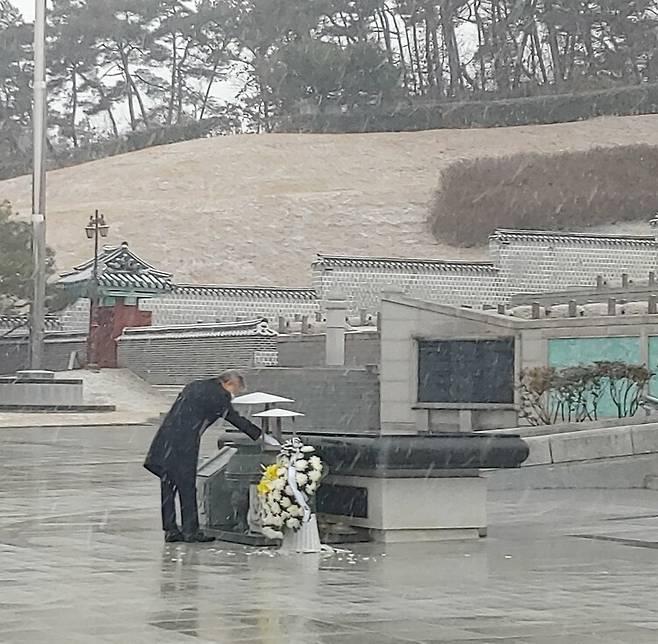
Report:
1,424,658,643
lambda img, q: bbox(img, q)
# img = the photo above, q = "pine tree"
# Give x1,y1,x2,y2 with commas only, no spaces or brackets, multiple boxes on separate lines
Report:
0,201,57,315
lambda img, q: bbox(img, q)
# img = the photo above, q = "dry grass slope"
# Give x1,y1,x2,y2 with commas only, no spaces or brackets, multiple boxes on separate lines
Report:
2,114,658,287
431,144,658,246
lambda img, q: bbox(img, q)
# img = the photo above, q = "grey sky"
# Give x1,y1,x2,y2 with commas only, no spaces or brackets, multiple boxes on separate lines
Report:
13,0,37,21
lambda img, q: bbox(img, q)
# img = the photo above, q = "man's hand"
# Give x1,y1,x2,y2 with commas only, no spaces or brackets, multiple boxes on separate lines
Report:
263,433,281,449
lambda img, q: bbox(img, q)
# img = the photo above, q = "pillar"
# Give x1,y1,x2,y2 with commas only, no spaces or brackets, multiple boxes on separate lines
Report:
325,292,348,366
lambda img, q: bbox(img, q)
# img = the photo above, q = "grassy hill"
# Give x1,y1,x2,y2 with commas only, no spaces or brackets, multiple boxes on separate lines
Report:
2,114,658,287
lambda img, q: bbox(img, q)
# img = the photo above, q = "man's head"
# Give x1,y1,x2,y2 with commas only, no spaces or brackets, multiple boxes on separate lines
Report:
218,370,247,398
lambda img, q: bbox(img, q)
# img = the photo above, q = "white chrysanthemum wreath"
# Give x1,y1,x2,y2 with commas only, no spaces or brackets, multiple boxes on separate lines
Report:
257,437,323,540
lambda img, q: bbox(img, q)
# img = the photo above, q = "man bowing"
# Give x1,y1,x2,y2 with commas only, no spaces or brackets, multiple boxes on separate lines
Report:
144,370,277,543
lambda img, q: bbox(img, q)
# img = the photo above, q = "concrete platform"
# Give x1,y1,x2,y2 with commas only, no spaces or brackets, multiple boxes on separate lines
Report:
1,424,658,643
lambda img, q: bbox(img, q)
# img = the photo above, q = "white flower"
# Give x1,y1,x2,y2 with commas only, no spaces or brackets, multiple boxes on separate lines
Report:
276,467,286,476
271,489,282,500
296,472,308,486
284,485,293,496
305,483,317,494
262,526,283,540
301,445,315,453
293,505,306,517
270,514,284,527
279,496,291,508
269,501,281,515
272,478,286,491
309,456,322,469
294,459,309,471
286,517,301,530
308,470,322,483
288,504,300,517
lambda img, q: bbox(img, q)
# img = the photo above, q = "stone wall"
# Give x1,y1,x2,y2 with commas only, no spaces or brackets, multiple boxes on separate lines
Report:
117,321,278,384
142,285,319,326
0,333,87,375
55,228,658,332
312,255,502,313
242,367,380,434
58,299,90,333
277,332,380,367
314,231,658,315
491,230,658,295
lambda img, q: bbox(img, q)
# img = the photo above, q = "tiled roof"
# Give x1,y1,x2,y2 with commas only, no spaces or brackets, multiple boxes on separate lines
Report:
173,284,317,299
59,243,173,292
314,254,497,273
0,315,63,332
119,318,278,340
99,272,172,290
491,229,658,246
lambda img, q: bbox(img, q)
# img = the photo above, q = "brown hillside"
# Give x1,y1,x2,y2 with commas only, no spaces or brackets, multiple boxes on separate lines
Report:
2,115,658,287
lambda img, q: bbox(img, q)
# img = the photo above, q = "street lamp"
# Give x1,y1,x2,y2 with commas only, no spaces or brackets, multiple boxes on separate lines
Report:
86,210,109,368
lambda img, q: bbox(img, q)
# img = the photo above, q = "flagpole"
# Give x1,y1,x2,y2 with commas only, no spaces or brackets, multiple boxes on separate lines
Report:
30,0,47,369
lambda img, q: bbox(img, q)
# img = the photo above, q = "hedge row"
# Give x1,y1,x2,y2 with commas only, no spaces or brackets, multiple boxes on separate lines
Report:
0,117,224,181
430,144,658,247
281,83,658,133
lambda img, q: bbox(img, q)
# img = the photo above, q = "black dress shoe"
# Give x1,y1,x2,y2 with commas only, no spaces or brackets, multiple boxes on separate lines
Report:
164,530,184,543
183,531,216,543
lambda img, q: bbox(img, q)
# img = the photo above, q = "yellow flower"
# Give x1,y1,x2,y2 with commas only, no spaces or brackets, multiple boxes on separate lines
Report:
257,480,272,496
263,464,279,481
257,464,281,496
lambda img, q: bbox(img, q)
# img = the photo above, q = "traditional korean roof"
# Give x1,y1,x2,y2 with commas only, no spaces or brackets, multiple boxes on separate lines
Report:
119,318,277,340
314,254,497,273
0,315,63,333
59,243,173,292
173,284,317,299
491,229,658,246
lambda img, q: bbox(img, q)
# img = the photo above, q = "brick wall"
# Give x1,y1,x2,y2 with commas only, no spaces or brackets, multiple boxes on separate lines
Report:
242,367,380,434
312,257,502,313
492,231,658,296
142,287,319,326
55,229,658,332
314,232,658,315
117,326,278,384
59,299,90,332
0,334,87,375
277,332,380,367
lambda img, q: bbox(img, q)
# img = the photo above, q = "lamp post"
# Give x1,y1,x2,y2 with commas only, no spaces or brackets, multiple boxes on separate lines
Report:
29,0,48,369
85,210,109,368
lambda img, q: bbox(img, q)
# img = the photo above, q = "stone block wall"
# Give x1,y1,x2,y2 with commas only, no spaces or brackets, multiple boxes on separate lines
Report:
491,230,658,296
117,323,278,384
58,299,90,332
242,367,380,434
142,286,319,326
55,229,658,333
314,232,658,315
312,256,502,313
277,332,380,367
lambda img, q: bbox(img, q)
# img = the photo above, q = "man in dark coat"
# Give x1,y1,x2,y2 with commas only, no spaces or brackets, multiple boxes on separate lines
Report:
144,370,267,543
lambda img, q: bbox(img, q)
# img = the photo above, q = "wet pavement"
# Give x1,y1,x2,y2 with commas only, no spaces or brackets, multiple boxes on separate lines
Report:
1,424,658,644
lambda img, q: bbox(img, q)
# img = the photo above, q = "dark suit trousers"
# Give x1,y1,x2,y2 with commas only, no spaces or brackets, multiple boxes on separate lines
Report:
161,472,199,535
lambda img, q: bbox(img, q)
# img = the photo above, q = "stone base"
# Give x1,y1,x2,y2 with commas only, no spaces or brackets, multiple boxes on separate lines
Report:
0,376,84,407
320,474,487,543
207,529,277,547
0,404,115,413
370,527,482,543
